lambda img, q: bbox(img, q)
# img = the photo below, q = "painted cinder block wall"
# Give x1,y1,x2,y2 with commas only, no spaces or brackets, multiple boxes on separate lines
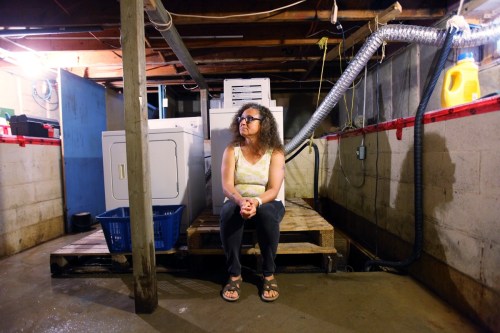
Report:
322,110,500,331
300,39,500,331
0,70,64,257
284,138,329,199
0,143,64,256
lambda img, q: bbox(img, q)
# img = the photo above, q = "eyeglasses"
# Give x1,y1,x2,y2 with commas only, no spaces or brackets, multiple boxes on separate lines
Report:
237,115,263,124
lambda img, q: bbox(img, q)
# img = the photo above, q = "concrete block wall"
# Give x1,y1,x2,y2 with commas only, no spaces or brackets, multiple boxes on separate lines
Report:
0,69,64,258
284,138,329,199
0,143,64,257
339,42,499,130
311,33,500,330
322,110,500,331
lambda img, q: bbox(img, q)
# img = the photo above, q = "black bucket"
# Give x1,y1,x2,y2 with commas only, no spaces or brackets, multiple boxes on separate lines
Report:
72,212,92,233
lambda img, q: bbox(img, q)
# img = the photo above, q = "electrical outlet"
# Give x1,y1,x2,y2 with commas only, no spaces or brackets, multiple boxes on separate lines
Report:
356,145,366,160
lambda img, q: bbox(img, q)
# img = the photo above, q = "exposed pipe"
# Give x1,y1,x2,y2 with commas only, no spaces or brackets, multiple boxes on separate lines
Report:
144,0,209,90
284,22,500,155
0,26,103,36
365,26,458,271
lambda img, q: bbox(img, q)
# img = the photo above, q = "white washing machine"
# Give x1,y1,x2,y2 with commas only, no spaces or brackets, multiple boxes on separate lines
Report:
209,106,284,215
102,118,206,232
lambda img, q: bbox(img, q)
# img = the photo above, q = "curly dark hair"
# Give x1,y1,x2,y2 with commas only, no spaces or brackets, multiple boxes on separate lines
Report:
229,103,284,152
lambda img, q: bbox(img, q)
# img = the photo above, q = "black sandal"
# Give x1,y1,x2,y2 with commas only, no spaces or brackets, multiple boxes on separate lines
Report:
261,277,279,302
221,277,242,302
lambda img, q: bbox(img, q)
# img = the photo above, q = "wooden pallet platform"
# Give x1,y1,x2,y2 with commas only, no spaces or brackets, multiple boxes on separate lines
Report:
51,229,179,256
187,198,337,272
50,198,337,274
49,229,183,274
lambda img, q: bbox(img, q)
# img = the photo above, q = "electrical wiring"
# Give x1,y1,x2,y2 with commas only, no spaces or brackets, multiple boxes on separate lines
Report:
167,0,306,20
33,80,53,101
182,84,199,91
315,37,329,109
334,20,360,131
337,134,365,188
338,44,356,131
348,49,356,125
148,10,174,32
268,73,337,86
306,26,362,38
373,61,380,258
345,75,364,90
1,36,37,52
456,0,465,15
307,36,329,150
32,79,59,112
361,66,367,130
89,32,121,49
336,63,367,189
304,0,323,41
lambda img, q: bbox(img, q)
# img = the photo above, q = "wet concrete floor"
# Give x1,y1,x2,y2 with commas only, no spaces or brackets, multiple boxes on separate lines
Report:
0,231,484,333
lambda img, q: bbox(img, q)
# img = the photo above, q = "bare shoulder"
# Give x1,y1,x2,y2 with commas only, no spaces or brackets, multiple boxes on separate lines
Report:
270,149,285,164
222,145,235,159
271,149,285,158
223,144,235,153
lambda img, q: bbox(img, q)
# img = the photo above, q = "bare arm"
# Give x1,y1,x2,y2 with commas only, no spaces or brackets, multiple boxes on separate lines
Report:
221,145,245,207
252,149,285,206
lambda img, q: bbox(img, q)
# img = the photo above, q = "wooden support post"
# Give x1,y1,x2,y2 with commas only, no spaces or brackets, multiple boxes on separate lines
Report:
119,0,157,313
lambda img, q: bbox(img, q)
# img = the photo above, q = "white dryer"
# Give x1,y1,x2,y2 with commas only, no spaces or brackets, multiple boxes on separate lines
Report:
102,119,205,232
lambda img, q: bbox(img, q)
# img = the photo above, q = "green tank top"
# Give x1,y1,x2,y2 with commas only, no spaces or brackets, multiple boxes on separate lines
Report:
234,146,272,197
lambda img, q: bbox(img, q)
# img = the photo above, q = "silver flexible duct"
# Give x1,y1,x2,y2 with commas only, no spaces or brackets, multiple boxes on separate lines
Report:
285,22,500,154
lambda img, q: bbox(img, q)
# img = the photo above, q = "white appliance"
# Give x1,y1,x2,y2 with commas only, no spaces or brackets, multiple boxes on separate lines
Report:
209,106,285,214
223,78,271,108
102,118,205,232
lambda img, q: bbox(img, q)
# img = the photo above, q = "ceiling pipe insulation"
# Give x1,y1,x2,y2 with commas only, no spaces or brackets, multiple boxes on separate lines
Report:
284,22,500,155
144,0,209,90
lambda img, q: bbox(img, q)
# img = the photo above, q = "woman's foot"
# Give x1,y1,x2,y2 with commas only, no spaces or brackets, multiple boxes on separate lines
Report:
261,275,279,302
221,275,242,302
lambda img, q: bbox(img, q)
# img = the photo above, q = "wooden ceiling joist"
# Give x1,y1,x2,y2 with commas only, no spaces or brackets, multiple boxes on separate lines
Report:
168,8,444,25
302,1,403,79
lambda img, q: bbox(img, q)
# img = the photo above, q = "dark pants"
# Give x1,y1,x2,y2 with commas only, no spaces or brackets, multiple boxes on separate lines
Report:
220,200,285,277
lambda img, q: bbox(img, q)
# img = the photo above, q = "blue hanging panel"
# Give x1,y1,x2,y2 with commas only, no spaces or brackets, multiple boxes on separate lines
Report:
60,69,106,233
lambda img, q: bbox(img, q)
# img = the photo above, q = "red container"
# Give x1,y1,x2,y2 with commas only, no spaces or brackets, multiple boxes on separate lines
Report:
0,124,10,135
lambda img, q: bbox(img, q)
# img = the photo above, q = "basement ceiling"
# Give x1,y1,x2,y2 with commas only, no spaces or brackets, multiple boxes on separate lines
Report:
0,0,479,99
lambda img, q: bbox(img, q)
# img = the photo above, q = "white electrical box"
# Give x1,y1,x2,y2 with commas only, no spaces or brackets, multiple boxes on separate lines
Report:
223,78,271,108
102,118,206,232
209,106,284,215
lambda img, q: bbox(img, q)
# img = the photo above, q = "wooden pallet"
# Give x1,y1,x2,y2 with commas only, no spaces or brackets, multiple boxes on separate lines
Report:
49,229,183,274
186,198,337,272
50,198,337,274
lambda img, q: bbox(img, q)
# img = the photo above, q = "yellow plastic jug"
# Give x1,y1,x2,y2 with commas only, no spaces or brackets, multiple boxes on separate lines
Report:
441,52,480,108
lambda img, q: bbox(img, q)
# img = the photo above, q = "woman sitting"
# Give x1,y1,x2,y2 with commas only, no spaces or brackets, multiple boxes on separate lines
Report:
219,103,285,302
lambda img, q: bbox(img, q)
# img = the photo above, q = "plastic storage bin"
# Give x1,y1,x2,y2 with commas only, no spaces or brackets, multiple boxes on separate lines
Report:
96,205,184,253
9,114,60,138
